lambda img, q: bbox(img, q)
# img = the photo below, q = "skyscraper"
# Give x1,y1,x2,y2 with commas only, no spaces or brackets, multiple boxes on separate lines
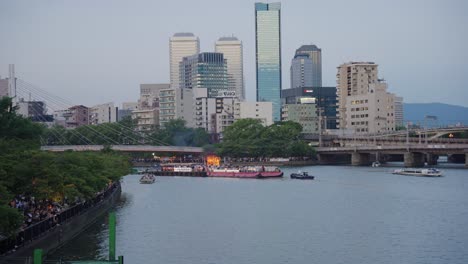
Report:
255,2,282,122
179,52,228,98
215,36,245,101
292,45,322,87
290,54,314,88
170,33,200,89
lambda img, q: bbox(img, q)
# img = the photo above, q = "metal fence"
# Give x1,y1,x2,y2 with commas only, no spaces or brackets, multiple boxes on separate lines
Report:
0,183,120,257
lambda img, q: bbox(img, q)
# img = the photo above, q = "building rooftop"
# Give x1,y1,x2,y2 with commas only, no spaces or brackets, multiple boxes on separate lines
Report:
296,45,321,53
218,36,239,41
173,32,195,37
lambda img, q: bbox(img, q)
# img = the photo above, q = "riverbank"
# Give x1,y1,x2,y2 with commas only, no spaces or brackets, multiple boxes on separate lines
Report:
0,182,121,261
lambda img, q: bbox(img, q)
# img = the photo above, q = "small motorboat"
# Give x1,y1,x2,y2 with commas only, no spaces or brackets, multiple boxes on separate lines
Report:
290,171,315,180
140,174,156,184
371,161,381,167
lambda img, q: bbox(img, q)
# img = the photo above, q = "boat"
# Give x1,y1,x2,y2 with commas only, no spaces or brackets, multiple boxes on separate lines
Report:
140,174,156,183
392,168,442,177
371,161,381,167
207,166,283,179
290,171,315,180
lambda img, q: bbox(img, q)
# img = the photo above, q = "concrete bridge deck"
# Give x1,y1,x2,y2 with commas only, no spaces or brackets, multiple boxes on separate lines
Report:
41,145,204,153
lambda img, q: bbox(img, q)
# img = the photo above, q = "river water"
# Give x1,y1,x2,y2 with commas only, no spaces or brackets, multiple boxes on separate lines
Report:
49,164,468,264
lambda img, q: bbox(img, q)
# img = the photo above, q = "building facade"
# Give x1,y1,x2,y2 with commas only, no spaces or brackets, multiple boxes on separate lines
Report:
344,81,396,134
170,33,200,90
138,84,169,110
394,96,404,127
215,36,245,101
255,2,282,122
281,87,338,129
89,102,118,125
61,105,89,129
292,45,322,88
336,62,398,134
179,52,229,98
132,109,159,131
0,77,8,98
282,103,318,134
336,62,378,129
234,101,273,127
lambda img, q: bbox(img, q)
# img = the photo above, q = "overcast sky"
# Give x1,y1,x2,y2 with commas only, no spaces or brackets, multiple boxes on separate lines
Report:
1,0,467,108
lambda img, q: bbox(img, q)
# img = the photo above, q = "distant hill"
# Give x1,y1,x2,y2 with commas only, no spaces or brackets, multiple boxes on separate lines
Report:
403,103,468,127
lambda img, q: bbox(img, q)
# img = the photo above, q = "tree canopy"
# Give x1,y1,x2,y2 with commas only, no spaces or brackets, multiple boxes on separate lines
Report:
216,119,315,158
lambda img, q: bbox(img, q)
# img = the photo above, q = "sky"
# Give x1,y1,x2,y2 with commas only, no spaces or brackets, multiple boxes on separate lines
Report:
0,0,467,108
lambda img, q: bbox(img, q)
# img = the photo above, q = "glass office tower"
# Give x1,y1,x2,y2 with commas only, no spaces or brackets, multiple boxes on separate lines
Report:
255,2,282,122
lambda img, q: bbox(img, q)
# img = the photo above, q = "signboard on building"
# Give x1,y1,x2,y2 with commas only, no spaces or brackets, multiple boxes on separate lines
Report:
210,90,236,98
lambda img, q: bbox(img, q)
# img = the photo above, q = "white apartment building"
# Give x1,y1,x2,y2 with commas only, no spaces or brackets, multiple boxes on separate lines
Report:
169,33,200,89
215,36,245,101
336,62,378,128
132,109,159,131
89,102,117,125
344,82,396,134
337,62,399,134
234,102,273,126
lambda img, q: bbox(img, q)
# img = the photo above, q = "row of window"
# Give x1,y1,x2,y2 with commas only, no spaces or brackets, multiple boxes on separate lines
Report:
351,114,369,118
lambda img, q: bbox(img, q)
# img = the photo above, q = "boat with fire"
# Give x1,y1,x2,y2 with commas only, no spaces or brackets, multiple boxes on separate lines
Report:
207,166,283,179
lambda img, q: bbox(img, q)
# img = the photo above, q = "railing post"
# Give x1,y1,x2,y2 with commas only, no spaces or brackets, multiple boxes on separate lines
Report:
109,212,116,261
33,249,43,264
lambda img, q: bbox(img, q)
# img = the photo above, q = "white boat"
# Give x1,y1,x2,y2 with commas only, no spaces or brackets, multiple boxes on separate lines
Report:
372,161,381,167
140,174,156,184
392,168,442,177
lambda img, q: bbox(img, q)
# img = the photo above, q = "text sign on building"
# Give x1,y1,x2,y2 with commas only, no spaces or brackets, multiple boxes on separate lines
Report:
303,89,314,93
211,90,236,98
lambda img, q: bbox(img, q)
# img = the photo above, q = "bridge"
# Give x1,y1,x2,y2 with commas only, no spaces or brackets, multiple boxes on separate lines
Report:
41,145,204,153
316,137,468,167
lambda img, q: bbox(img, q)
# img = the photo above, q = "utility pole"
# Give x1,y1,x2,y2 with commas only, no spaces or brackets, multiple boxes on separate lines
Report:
318,107,322,147
406,122,410,151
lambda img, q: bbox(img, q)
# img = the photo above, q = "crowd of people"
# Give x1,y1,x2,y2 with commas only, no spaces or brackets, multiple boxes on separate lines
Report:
8,195,71,230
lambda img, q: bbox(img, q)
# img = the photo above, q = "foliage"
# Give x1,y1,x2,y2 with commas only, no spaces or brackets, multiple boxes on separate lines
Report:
0,97,131,235
216,119,315,158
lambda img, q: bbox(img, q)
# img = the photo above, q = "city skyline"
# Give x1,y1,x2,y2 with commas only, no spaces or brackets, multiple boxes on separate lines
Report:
0,0,467,107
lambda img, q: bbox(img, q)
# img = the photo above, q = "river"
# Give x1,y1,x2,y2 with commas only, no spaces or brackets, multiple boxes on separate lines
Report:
49,164,468,264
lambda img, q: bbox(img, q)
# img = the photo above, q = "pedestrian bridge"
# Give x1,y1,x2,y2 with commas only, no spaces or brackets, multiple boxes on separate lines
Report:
41,145,204,153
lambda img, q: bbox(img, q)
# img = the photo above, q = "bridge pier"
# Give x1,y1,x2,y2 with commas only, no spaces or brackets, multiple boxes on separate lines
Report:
466,153,468,168
351,152,371,166
404,152,425,168
426,153,438,166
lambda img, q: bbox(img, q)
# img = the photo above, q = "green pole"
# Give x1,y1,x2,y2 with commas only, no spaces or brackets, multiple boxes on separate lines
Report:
33,249,43,264
109,212,116,261
118,255,124,264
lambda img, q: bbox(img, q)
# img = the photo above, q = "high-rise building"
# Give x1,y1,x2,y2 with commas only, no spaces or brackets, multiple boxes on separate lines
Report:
292,45,322,88
179,52,229,98
255,2,282,122
394,96,404,127
337,62,399,134
215,36,245,101
170,33,200,89
138,84,169,110
336,62,378,128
